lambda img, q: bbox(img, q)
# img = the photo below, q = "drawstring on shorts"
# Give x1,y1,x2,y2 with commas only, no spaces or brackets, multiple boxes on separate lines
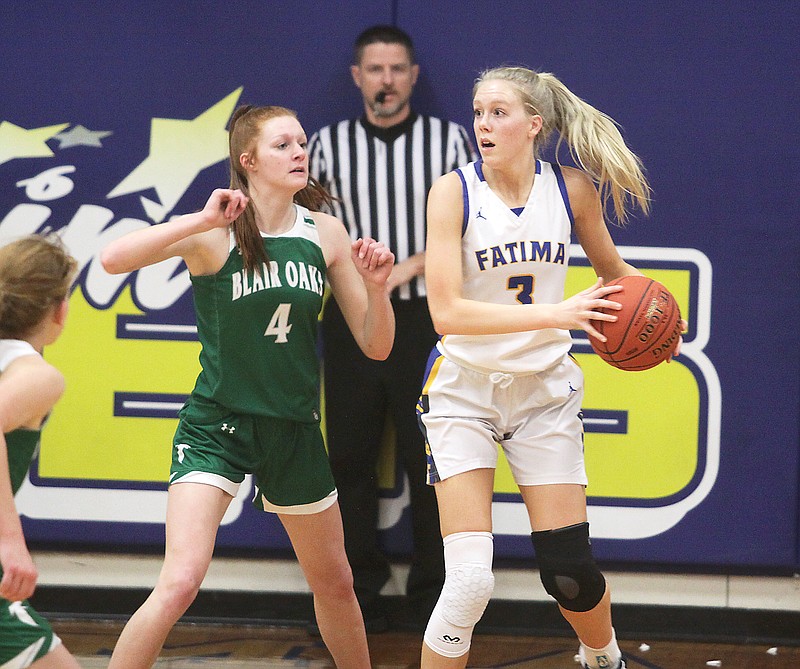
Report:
488,371,514,389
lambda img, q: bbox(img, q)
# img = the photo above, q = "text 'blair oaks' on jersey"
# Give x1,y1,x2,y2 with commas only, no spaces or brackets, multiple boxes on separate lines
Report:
231,259,325,301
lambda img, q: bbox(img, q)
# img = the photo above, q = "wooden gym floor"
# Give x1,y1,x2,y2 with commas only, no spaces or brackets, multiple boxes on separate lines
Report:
53,617,800,669
31,584,799,669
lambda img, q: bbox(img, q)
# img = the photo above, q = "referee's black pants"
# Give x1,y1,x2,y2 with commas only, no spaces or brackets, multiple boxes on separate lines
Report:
321,296,444,623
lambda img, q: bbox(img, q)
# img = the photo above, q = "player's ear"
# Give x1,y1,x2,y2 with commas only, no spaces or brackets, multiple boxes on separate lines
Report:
529,115,543,138
53,298,69,327
239,152,254,171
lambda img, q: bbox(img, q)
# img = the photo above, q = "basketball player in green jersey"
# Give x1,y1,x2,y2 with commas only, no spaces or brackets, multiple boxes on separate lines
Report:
101,105,396,669
0,234,81,669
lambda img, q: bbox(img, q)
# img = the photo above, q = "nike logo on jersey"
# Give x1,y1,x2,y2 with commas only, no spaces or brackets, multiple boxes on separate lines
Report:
231,259,324,301
475,240,566,271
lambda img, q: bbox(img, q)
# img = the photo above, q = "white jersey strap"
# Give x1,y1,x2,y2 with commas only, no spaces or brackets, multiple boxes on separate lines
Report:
0,339,38,373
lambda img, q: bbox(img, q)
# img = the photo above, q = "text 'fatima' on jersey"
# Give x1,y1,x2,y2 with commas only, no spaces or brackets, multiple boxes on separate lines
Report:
231,260,325,301
474,240,567,271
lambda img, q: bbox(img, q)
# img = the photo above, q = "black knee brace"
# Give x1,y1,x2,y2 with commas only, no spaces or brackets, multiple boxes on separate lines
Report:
531,522,606,612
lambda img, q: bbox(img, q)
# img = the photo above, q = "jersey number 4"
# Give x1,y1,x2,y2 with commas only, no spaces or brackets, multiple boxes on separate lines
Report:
264,303,293,343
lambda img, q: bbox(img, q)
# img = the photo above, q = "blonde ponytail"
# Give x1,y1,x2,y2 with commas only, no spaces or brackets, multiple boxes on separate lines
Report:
475,67,651,224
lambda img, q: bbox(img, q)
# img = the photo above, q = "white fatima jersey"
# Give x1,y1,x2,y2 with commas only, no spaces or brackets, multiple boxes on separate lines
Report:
438,159,575,373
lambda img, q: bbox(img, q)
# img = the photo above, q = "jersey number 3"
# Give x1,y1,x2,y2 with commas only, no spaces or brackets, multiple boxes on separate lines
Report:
508,274,536,304
264,303,293,343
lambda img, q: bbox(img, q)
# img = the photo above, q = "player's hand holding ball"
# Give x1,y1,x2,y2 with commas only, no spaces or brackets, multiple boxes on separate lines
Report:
589,275,683,371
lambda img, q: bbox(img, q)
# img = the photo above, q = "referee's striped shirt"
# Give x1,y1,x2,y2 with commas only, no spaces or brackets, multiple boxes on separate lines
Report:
308,112,475,300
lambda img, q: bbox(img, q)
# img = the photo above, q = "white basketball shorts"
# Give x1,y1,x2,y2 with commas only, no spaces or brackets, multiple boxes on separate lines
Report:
418,353,588,486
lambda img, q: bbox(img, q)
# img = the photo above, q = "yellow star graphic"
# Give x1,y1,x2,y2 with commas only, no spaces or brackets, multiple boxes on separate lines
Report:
0,121,70,166
108,87,243,223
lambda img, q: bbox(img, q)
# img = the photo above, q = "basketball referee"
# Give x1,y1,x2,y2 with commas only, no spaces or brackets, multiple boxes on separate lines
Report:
308,25,475,631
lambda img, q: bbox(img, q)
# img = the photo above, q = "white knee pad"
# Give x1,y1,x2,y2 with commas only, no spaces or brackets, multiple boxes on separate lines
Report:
424,531,494,658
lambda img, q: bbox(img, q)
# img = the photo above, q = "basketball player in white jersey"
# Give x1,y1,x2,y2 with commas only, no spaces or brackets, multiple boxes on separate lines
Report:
417,66,674,669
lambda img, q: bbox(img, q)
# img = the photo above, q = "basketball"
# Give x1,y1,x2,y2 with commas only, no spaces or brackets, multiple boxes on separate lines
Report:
589,275,682,371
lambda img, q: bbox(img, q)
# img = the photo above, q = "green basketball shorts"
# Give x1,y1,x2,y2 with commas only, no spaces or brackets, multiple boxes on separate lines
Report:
171,397,336,513
0,600,61,669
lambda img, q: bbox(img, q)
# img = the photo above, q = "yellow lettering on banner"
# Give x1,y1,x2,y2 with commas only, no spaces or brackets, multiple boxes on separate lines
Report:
38,264,699,507
581,353,699,498
41,288,199,482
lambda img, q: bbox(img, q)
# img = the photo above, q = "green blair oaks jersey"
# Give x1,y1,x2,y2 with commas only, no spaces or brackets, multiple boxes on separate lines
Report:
189,206,326,422
0,339,42,494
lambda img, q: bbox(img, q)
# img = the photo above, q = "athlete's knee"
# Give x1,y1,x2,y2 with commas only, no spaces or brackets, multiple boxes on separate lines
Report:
531,521,606,612
424,531,494,658
154,568,204,617
152,579,200,620
307,557,355,601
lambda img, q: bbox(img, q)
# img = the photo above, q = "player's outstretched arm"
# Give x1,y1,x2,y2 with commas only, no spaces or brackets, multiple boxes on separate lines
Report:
101,189,248,275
